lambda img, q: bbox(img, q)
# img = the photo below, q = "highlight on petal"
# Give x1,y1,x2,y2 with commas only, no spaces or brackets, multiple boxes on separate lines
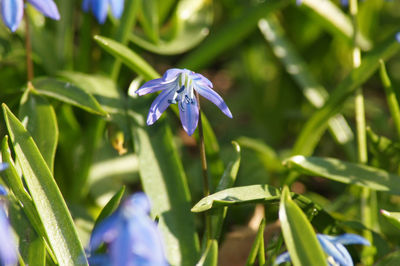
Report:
194,84,233,118
163,68,183,82
109,0,125,19
28,0,60,20
179,96,199,136
1,0,24,32
135,78,178,96
317,234,350,266
147,89,175,125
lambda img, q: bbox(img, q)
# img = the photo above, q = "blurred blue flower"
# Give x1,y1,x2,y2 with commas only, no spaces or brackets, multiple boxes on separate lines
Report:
82,0,125,24
89,192,168,266
136,68,233,136
396,32,400,43
1,0,60,32
0,185,18,266
0,163,8,172
275,233,370,266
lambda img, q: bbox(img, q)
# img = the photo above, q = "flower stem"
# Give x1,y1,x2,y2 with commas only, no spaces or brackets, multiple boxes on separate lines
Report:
196,92,212,241
24,11,34,82
350,0,374,264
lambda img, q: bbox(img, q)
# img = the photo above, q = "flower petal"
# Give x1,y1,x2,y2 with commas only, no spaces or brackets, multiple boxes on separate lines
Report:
318,234,350,266
92,0,108,24
136,78,177,96
147,89,175,125
192,73,213,88
179,96,199,136
82,0,92,12
0,163,8,172
109,0,124,19
1,0,24,32
28,0,60,20
0,209,17,266
110,221,134,266
162,68,183,82
89,212,119,251
194,84,233,118
329,233,370,246
275,251,291,265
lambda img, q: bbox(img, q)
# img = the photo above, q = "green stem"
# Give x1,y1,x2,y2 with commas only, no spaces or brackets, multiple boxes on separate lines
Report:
196,92,211,242
379,60,400,140
109,0,140,80
24,11,34,82
350,0,374,264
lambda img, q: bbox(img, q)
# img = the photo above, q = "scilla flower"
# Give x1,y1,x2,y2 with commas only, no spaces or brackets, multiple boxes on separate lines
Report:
82,0,125,24
136,68,233,136
275,233,370,266
0,182,18,266
1,0,60,32
89,192,167,266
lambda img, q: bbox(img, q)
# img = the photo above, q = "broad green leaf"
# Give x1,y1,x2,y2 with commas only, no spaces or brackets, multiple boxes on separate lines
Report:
380,210,400,231
178,0,289,70
210,142,241,240
300,0,371,50
258,15,355,159
285,155,400,194
94,186,125,228
279,187,327,266
293,34,400,156
129,101,199,265
196,240,218,266
1,137,48,246
2,104,88,266
19,89,58,172
246,219,266,266
32,78,107,116
94,35,159,80
131,0,213,55
192,184,280,213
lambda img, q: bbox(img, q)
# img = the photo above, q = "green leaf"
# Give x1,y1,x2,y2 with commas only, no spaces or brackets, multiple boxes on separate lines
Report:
196,240,218,266
28,238,46,266
375,250,400,266
300,0,371,50
192,184,280,213
130,103,199,265
380,210,400,231
94,186,125,228
2,104,88,266
292,34,400,156
131,0,213,55
285,155,400,194
94,35,160,80
279,187,327,266
210,142,241,240
19,89,58,172
245,219,266,266
178,0,289,70
258,15,355,159
32,77,107,116
379,60,400,139
138,0,159,44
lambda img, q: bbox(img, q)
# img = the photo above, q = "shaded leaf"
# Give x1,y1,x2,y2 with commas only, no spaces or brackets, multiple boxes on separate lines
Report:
380,210,400,231
94,186,125,228
196,240,218,266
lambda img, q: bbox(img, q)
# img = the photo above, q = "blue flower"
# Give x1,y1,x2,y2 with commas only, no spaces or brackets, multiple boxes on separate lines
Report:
1,0,60,32
396,32,400,43
89,192,168,266
275,233,370,266
82,0,125,24
0,163,8,172
0,185,18,266
136,68,233,136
